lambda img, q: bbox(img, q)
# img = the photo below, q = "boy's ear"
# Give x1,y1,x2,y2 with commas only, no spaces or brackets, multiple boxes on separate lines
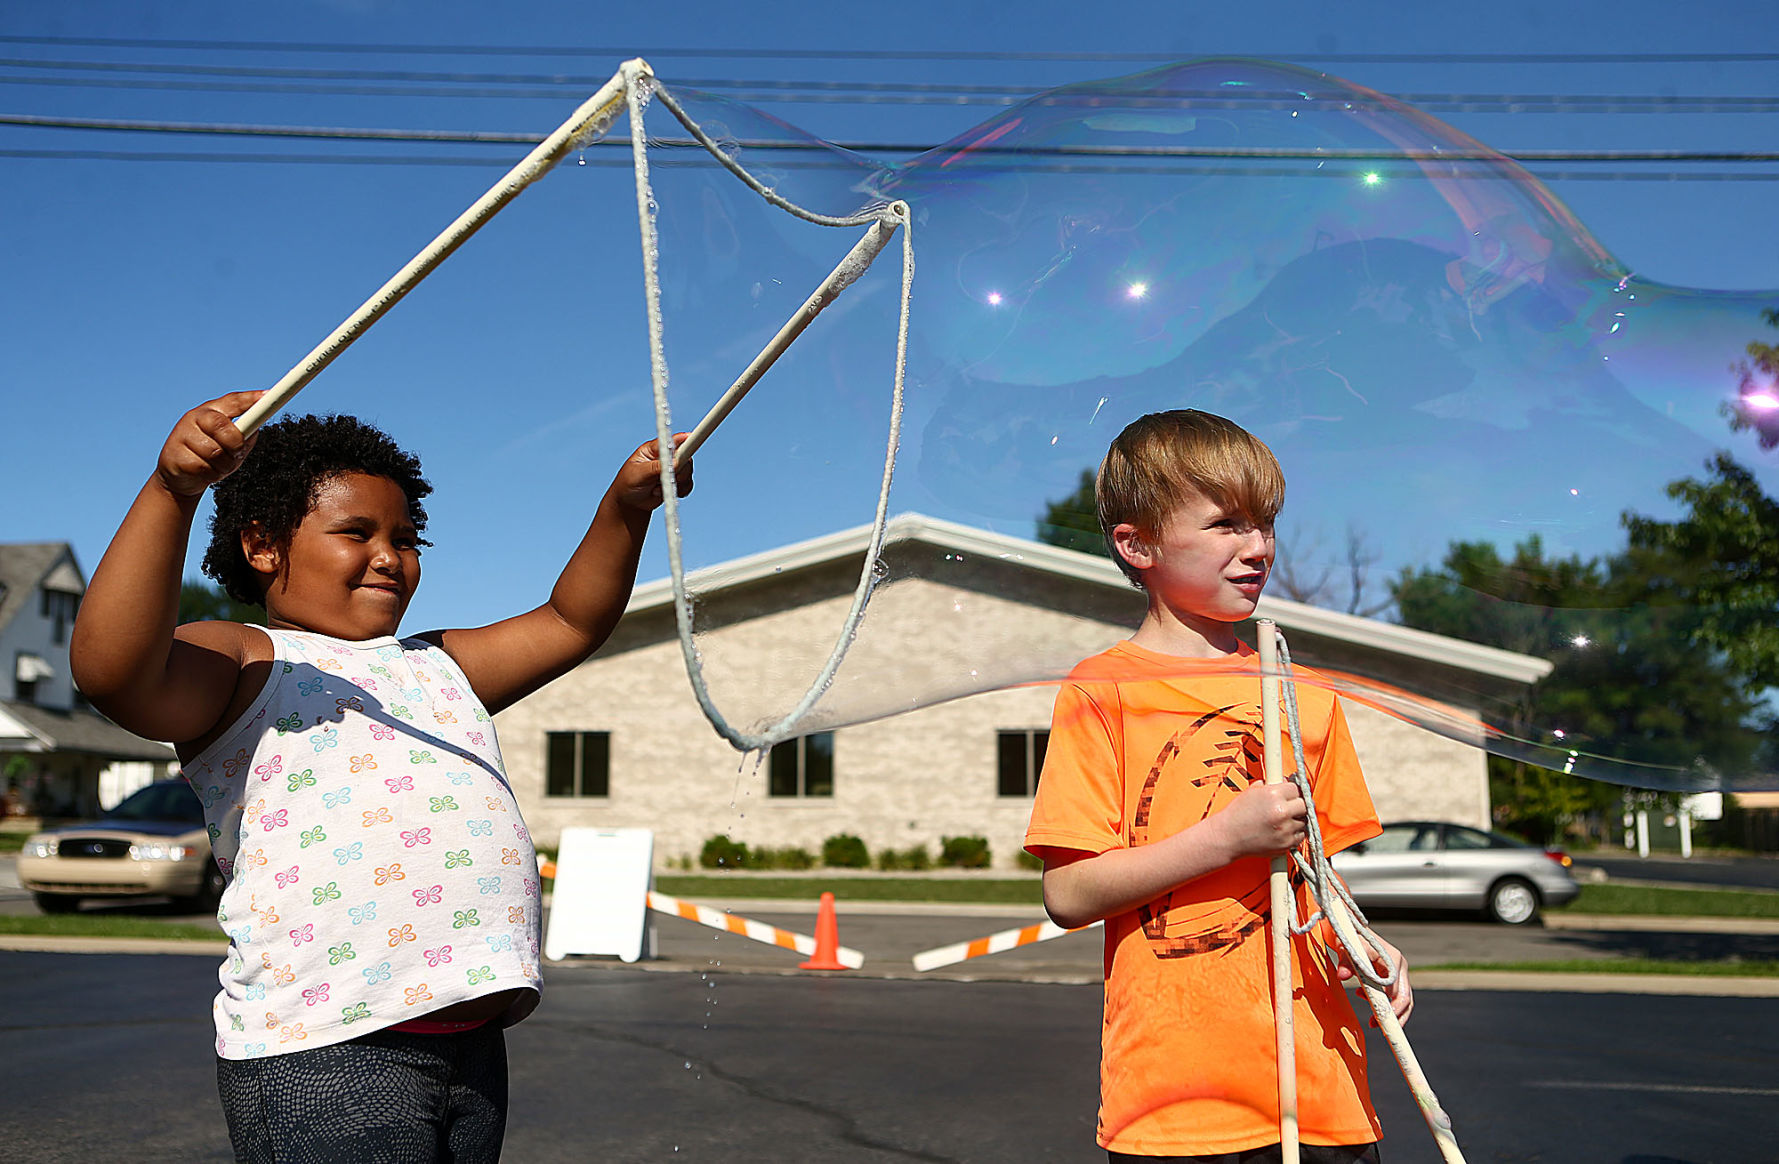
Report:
1111,523,1157,572
240,524,282,579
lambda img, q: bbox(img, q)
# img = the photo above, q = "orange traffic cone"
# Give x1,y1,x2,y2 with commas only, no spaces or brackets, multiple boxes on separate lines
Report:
800,891,849,970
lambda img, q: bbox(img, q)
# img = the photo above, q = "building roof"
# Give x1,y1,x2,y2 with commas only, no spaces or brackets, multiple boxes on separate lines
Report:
0,542,82,638
0,700,175,763
628,513,1554,687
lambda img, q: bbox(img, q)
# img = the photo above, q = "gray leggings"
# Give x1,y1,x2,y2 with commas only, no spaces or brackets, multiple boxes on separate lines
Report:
217,1025,508,1163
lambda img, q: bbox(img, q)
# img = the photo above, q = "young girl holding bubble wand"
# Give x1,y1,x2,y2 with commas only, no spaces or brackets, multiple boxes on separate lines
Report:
71,390,691,1162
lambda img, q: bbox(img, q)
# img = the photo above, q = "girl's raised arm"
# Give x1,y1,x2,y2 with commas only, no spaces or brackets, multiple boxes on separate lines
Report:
71,392,266,746
426,435,691,715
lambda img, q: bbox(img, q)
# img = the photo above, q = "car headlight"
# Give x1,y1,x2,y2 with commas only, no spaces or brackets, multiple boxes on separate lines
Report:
128,842,194,862
23,836,57,859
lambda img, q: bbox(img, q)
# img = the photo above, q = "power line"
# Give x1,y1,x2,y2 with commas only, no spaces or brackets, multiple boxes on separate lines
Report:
8,112,1779,165
3,34,1778,65
6,61,1779,114
0,112,541,145
0,74,585,102
6,145,1775,181
0,147,524,167
7,56,1779,104
4,115,1777,187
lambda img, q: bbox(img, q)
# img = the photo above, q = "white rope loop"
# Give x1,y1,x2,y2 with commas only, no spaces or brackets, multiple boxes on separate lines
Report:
1270,627,1465,1162
1274,629,1400,990
625,61,914,754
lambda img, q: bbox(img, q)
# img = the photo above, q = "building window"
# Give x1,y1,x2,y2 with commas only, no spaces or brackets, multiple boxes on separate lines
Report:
545,731,610,798
768,732,834,798
41,590,79,646
997,729,1049,797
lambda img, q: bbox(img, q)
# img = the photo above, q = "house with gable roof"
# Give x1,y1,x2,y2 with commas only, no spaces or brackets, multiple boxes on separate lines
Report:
494,515,1554,869
0,543,176,818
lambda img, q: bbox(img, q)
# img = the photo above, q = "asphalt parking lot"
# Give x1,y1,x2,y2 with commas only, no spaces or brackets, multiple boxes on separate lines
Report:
6,854,1779,1161
5,948,1776,1163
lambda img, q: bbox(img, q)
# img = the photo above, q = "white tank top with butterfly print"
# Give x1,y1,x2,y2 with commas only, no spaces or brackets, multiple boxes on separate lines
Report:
182,627,542,1060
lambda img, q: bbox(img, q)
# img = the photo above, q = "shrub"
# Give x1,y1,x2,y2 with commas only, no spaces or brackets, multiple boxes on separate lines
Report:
1015,850,1044,872
756,846,816,871
700,834,751,870
876,845,931,871
939,835,992,869
822,833,870,868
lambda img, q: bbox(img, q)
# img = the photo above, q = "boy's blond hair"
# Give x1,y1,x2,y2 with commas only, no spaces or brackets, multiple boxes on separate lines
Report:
1097,410,1285,585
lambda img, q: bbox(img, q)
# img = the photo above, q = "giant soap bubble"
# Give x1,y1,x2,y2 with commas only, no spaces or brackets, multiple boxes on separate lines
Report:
602,60,1778,792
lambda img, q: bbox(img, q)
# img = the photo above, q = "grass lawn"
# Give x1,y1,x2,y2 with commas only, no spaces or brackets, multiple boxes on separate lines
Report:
0,833,27,855
8,872,1775,943
1553,883,1779,920
1424,958,1779,977
0,914,220,942
653,875,1045,905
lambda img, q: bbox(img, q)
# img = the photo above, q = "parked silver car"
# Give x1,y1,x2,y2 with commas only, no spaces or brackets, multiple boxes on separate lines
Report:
1330,820,1580,925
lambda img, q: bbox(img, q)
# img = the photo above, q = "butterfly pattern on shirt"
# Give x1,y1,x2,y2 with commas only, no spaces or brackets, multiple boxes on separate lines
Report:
184,629,542,1061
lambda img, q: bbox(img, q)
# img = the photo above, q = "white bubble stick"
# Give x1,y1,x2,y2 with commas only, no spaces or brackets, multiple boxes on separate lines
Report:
234,62,645,436
1323,892,1467,1163
1256,618,1300,1164
676,212,902,463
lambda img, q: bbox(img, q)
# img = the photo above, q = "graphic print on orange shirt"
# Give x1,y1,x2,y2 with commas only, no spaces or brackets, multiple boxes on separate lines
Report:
1133,699,1290,960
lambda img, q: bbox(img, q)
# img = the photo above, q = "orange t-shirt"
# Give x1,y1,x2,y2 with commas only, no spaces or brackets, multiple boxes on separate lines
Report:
1024,640,1383,1156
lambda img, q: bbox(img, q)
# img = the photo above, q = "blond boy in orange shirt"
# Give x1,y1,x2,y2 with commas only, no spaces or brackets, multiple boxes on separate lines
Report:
1025,410,1413,1163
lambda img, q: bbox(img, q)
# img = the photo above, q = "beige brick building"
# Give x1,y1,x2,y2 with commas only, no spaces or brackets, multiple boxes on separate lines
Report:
495,516,1551,869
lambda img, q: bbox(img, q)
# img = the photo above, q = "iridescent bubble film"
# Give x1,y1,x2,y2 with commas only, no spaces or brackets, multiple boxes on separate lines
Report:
612,60,1779,791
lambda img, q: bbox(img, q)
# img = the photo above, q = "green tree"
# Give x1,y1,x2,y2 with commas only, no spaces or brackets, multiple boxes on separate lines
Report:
1035,469,1107,557
1622,453,1779,691
1392,536,1760,842
179,579,264,625
1730,307,1779,451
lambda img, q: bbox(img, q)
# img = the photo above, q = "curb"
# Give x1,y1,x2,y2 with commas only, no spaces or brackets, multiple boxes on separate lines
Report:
4,934,1776,997
649,896,1050,919
1544,913,1779,935
0,935,225,956
1412,970,1779,997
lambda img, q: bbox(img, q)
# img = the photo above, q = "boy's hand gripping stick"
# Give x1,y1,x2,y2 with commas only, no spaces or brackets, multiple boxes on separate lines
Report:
1256,618,1300,1164
232,62,645,437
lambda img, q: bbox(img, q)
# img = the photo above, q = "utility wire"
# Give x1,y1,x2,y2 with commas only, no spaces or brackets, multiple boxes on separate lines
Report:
4,56,1778,104
7,113,1779,166
6,70,1779,116
5,146,1775,181
4,58,1779,114
0,112,542,144
3,34,1778,65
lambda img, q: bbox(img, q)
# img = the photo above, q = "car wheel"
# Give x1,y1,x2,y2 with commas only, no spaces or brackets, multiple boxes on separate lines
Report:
1486,877,1540,925
181,860,227,913
33,892,80,915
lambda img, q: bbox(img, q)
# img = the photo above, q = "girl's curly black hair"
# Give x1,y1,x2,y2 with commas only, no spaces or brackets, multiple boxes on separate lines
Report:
201,414,432,605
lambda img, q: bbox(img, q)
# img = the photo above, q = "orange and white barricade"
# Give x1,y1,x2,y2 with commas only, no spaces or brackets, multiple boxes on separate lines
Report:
912,918,1101,972
646,890,865,969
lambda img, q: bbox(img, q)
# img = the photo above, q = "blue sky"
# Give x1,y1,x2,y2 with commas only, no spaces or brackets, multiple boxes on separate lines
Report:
4,0,1777,641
